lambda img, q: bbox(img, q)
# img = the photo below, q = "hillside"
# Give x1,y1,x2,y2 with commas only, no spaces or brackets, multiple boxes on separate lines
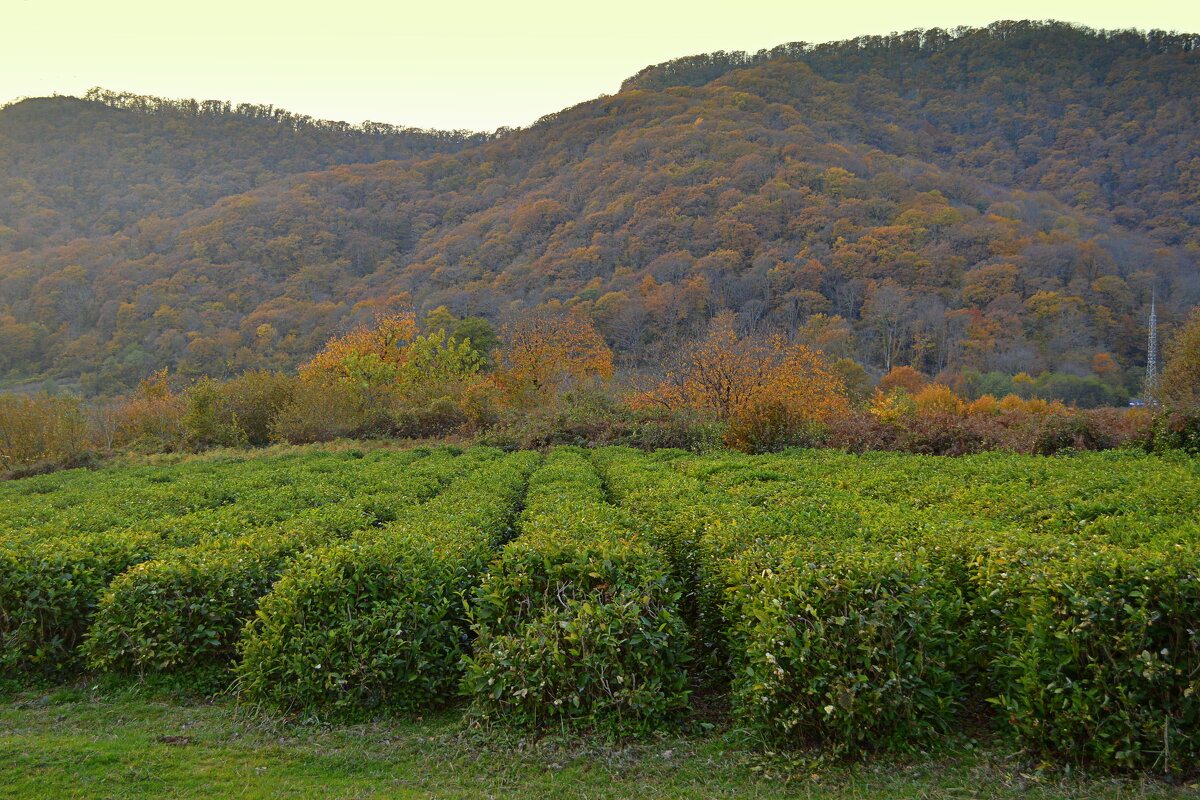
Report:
1,21,1198,394
0,89,486,251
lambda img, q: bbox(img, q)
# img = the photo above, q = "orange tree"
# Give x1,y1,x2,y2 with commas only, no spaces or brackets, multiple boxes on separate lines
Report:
493,308,614,403
632,314,849,451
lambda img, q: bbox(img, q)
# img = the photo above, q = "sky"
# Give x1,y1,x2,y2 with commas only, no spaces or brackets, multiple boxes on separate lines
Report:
3,0,1199,132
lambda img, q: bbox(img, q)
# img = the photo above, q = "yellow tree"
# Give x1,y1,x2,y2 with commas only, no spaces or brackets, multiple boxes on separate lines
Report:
280,312,486,441
1159,305,1200,408
494,309,614,402
300,313,420,383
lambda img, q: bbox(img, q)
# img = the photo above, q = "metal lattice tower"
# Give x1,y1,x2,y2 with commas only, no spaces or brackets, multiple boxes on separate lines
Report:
1146,295,1159,401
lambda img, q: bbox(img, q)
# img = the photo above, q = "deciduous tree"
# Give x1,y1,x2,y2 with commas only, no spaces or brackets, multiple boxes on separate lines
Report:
494,309,614,402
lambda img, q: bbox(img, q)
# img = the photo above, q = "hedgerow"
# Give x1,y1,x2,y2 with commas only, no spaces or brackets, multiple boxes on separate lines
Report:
588,447,754,669
236,448,538,714
462,447,691,734
0,528,162,677
2,445,1198,772
614,448,1200,767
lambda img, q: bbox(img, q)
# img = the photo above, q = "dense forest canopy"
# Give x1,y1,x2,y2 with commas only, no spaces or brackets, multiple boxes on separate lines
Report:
0,88,488,249
0,20,1197,396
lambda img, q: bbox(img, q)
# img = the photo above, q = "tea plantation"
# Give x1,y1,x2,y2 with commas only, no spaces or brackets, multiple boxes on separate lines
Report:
2,445,1198,776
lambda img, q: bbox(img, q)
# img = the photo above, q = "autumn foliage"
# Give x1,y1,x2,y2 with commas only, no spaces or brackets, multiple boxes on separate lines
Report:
4,306,1193,475
1159,307,1200,410
299,314,422,383
276,312,487,442
101,368,188,453
0,393,89,471
633,314,849,451
493,310,614,403
2,23,1198,398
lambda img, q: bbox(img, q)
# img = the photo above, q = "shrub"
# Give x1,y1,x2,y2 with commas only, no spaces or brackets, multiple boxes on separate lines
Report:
475,389,630,450
182,378,248,450
82,449,453,682
236,449,536,714
1149,409,1200,454
826,410,903,453
982,546,1200,772
184,370,296,448
912,383,963,415
390,396,469,439
1028,413,1114,455
725,401,827,453
104,368,188,453
590,447,755,671
0,393,92,472
0,450,418,679
2,449,100,480
462,448,691,733
0,530,160,677
624,409,727,452
270,379,385,443
728,544,968,756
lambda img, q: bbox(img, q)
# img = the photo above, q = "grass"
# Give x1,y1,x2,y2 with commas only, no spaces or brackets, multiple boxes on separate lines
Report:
0,685,1196,799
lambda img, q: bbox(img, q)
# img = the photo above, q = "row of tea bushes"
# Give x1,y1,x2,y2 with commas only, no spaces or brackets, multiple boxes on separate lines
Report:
597,448,1200,768
591,448,888,677
978,539,1200,771
0,450,366,541
675,450,1200,771
0,449,432,678
591,447,959,756
236,448,539,714
726,540,970,757
463,448,691,733
736,449,1200,543
0,450,432,676
588,447,754,670
2,445,1196,770
82,448,467,682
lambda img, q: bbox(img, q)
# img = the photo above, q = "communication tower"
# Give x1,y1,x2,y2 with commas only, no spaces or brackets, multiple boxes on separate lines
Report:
1145,294,1158,402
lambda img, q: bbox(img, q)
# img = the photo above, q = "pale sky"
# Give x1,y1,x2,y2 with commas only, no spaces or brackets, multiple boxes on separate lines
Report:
3,0,1198,132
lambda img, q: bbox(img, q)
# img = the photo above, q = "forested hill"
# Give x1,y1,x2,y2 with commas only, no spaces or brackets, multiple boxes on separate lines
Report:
621,21,1200,247
1,21,1198,395
0,89,488,249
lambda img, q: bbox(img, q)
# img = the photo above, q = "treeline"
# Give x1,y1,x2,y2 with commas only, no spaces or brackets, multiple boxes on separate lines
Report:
4,304,1198,478
622,21,1200,92
81,88,488,141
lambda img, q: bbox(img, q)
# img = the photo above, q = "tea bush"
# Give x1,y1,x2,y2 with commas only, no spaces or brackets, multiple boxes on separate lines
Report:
982,544,1200,773
728,543,968,756
83,448,459,680
462,448,691,734
2,444,1198,771
236,449,537,714
0,449,433,678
